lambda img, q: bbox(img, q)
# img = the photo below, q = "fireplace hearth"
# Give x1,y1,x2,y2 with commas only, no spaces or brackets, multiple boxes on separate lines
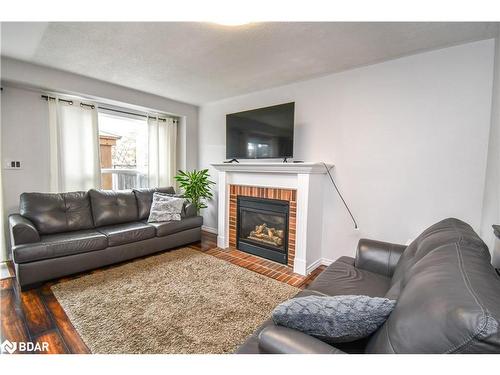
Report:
237,196,289,264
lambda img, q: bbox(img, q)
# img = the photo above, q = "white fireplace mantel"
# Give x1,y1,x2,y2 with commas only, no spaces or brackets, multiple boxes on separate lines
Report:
210,162,332,174
211,162,333,275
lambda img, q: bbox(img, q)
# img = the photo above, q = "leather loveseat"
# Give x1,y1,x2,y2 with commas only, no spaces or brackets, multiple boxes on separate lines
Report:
236,218,500,354
8,187,203,290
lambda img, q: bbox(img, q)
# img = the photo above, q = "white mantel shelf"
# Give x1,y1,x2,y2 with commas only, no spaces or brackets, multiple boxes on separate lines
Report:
212,161,333,276
211,162,334,174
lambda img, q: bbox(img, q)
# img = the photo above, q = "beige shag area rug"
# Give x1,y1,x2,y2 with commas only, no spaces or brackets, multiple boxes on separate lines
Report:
51,247,298,354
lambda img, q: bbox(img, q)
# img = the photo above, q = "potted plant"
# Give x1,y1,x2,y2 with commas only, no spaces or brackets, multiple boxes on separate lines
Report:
174,169,215,214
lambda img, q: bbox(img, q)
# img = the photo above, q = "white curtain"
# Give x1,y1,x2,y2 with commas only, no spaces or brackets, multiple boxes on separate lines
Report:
48,99,101,192
148,116,177,188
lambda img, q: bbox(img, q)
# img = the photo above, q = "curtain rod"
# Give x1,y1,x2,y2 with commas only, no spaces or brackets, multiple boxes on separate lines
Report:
42,94,96,110
41,95,176,123
42,95,73,105
99,105,171,122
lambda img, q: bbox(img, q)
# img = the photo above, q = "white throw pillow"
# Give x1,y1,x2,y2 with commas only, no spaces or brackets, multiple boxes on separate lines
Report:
147,193,185,222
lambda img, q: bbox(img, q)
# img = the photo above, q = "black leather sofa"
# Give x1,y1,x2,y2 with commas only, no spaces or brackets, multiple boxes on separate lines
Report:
236,218,500,354
8,187,203,290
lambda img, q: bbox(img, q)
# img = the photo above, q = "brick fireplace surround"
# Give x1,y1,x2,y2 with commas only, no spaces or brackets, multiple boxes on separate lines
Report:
212,162,333,276
228,185,297,268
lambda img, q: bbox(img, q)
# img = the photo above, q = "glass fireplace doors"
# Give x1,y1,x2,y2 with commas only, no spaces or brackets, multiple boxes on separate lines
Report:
236,196,289,264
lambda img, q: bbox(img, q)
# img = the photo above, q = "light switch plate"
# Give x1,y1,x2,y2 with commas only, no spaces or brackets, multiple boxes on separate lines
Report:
4,160,23,170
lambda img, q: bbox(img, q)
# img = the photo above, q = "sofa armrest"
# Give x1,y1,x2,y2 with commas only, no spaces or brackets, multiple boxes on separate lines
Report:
258,326,346,354
9,214,40,246
182,202,198,218
355,238,406,277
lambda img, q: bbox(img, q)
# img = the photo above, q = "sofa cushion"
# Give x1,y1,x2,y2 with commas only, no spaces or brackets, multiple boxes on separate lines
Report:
97,222,155,247
20,191,94,235
146,216,203,237
89,189,138,227
366,218,500,353
13,229,108,263
307,258,391,297
133,187,176,220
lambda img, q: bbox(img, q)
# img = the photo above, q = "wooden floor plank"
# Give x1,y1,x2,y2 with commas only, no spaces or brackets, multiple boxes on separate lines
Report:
1,289,31,351
20,289,53,336
34,331,68,354
40,285,91,354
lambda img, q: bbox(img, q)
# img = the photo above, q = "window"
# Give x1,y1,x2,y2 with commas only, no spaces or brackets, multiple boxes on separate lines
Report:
46,94,178,192
98,113,149,190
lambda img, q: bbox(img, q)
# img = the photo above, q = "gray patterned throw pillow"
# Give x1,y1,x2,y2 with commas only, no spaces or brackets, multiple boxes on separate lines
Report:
147,193,185,222
272,295,396,343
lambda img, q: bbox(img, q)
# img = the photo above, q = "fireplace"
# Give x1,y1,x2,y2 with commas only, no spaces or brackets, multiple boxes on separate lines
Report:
214,164,332,275
237,196,289,264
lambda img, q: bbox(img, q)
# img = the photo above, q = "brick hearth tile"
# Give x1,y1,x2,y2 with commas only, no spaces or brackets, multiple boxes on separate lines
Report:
289,277,305,287
263,269,274,277
255,265,266,273
271,263,283,271
276,274,287,282
246,263,259,272
206,249,220,256
271,271,281,279
282,275,293,283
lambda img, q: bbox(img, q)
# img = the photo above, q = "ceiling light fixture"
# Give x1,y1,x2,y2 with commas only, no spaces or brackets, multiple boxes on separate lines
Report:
212,21,252,27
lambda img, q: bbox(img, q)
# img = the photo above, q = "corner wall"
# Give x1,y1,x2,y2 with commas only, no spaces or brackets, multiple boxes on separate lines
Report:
481,30,500,267
198,40,495,264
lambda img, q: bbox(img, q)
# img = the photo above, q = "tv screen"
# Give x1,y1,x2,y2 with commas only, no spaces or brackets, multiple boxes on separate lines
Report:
226,102,295,159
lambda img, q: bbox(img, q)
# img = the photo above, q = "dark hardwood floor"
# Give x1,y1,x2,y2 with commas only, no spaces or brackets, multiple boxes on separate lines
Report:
0,231,325,354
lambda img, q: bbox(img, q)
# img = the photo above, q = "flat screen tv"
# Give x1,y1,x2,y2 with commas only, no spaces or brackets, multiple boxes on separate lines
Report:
226,102,294,159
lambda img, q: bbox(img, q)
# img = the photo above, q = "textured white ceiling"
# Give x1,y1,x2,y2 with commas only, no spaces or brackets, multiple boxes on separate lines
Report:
1,22,498,105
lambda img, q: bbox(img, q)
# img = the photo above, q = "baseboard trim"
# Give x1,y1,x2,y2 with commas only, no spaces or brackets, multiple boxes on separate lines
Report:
306,258,334,274
306,258,322,274
321,258,334,267
201,225,218,235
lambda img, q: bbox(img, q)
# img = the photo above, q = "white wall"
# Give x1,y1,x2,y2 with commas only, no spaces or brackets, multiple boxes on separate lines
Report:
0,58,199,261
1,87,51,215
199,40,495,263
481,32,500,267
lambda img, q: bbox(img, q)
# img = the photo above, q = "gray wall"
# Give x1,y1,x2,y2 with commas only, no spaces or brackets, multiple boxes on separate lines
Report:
481,31,500,266
0,58,199,261
198,39,496,263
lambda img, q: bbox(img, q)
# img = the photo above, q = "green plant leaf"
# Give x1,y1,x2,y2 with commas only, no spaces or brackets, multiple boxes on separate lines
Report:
175,169,215,214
